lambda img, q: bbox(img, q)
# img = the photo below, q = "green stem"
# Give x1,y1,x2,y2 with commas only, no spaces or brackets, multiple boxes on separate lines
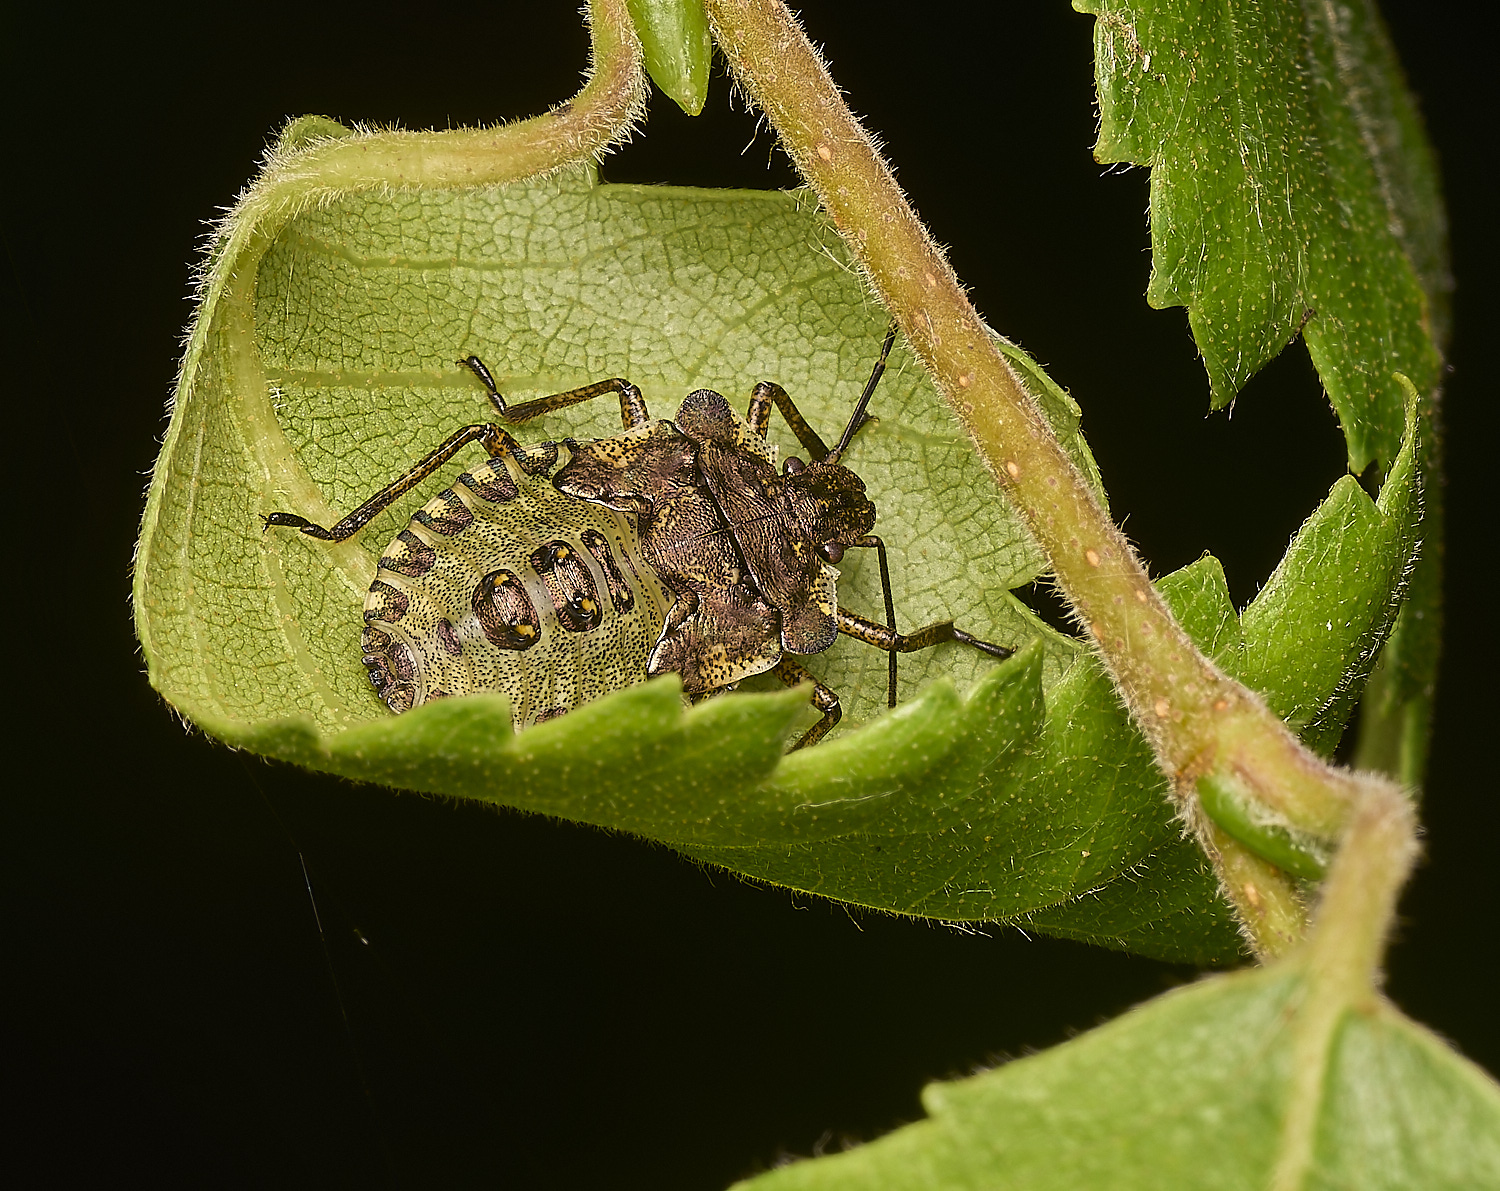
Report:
1200,819,1309,958
703,0,1377,955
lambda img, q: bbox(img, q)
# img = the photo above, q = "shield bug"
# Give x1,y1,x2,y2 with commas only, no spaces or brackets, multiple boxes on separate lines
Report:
265,329,1012,747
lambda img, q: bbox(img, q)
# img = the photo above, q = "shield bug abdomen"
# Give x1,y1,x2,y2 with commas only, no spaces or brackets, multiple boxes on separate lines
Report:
359,442,672,727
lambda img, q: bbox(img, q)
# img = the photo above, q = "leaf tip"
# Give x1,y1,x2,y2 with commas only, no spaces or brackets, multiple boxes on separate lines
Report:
626,0,712,116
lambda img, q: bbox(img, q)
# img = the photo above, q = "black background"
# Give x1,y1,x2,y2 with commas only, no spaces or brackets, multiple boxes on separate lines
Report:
4,2,1494,1187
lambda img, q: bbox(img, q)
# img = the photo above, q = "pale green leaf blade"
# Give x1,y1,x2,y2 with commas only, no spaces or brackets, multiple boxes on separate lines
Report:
736,967,1500,1191
138,165,1085,740
1073,0,1443,472
1310,1011,1500,1190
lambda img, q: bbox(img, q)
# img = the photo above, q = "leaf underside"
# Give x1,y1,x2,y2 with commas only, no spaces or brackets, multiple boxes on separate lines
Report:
135,155,1419,963
735,963,1500,1191
1075,0,1446,474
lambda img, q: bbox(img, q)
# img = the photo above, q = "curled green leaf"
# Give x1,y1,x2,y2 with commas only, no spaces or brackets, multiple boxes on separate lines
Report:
136,166,1084,741
136,134,1418,963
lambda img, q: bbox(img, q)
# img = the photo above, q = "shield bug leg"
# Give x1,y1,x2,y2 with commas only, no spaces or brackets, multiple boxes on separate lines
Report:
265,360,654,542
835,602,1016,702
460,355,651,431
747,323,897,469
835,607,1015,661
773,657,844,750
747,380,833,461
263,419,525,542
839,534,900,707
839,534,1014,708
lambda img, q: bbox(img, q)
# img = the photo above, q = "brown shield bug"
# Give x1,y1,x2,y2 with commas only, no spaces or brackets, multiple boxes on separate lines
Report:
265,327,1012,747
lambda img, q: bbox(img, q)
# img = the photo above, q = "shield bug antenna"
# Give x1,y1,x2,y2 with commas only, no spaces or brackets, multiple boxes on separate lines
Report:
757,324,1013,737
824,321,896,466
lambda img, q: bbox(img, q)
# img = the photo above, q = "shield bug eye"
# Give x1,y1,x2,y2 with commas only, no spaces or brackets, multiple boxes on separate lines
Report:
818,541,845,564
783,456,806,475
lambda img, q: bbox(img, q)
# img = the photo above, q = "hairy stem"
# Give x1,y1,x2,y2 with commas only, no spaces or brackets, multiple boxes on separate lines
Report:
704,0,1378,955
1201,819,1309,958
